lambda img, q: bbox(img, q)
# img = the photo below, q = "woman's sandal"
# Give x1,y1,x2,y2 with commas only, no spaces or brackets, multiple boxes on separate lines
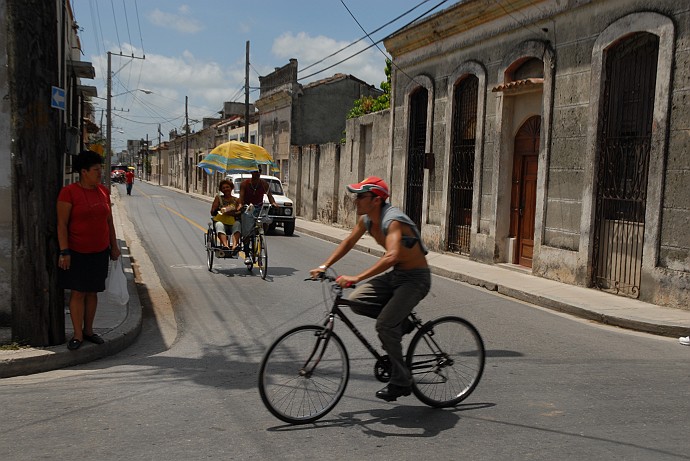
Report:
83,333,105,345
67,338,82,350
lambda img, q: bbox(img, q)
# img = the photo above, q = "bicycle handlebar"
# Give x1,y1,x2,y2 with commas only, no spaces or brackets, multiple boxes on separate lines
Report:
305,273,356,288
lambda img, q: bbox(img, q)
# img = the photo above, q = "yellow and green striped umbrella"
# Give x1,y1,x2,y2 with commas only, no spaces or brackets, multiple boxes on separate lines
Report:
198,141,276,174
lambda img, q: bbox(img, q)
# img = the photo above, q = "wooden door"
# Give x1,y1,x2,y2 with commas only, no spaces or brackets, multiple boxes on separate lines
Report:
510,116,540,267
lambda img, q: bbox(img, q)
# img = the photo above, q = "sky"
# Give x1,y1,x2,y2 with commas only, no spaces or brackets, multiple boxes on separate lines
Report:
71,0,453,153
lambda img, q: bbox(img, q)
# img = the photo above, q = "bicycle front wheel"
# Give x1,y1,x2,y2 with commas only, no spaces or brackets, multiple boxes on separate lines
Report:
259,325,349,424
256,234,268,279
406,316,485,408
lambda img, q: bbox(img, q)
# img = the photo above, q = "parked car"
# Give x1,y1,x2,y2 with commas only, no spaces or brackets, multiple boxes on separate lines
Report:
226,173,295,236
111,169,126,183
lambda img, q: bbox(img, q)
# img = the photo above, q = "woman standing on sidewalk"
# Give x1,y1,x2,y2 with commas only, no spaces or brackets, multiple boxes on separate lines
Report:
57,150,121,350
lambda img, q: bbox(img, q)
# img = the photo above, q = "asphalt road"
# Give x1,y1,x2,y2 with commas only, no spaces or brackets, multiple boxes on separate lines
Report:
0,181,688,461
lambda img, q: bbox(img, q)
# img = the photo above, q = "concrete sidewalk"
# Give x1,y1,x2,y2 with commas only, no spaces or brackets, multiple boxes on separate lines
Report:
295,218,690,338
2,185,688,379
0,187,143,379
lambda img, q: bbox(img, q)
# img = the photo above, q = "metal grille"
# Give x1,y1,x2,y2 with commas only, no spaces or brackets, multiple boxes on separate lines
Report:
592,33,658,298
448,76,478,255
406,88,428,228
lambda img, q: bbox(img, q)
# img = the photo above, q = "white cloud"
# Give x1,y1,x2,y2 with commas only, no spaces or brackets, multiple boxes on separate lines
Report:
149,6,203,34
271,32,387,88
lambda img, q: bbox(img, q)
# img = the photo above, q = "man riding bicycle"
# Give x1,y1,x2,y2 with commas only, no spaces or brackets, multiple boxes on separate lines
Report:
310,176,430,402
239,169,277,264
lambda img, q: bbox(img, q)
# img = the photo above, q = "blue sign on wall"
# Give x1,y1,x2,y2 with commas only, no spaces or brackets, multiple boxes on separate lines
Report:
51,86,66,110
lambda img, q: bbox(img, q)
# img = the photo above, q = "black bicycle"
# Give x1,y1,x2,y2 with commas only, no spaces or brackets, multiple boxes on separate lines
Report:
258,272,485,424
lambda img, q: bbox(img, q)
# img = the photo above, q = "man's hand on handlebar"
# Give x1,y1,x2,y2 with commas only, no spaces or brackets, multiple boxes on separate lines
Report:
335,275,357,288
309,266,327,280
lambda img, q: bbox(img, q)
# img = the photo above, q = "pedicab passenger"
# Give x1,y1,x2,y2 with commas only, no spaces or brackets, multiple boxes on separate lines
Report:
211,180,241,251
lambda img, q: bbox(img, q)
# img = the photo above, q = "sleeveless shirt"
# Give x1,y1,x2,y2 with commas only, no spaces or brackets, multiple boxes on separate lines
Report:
363,203,429,255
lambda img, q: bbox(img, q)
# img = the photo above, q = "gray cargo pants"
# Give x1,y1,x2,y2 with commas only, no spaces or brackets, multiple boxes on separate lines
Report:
348,267,431,387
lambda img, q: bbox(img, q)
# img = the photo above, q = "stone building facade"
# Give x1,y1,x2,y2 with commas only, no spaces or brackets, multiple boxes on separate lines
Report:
383,0,689,309
256,59,383,184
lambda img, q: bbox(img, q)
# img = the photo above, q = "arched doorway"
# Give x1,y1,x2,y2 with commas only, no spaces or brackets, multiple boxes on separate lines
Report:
510,116,541,267
592,32,658,298
406,88,427,229
448,75,478,255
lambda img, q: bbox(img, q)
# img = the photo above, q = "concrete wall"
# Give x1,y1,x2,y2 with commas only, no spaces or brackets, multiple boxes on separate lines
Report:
290,109,391,230
293,78,382,146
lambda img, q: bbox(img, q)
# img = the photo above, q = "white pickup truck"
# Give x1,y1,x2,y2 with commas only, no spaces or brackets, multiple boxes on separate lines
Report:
226,173,295,236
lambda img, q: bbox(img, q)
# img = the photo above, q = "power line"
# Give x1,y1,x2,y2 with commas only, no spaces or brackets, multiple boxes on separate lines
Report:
299,0,435,75
298,0,450,83
134,0,146,56
337,0,456,91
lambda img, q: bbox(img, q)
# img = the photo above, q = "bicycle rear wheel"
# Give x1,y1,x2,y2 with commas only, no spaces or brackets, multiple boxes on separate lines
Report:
259,325,349,424
256,234,268,279
406,316,485,407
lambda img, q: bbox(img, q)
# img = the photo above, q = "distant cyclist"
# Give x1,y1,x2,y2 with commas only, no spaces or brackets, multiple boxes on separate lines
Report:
310,176,430,402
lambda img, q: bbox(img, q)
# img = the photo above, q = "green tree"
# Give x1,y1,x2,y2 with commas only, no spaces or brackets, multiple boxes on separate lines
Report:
347,59,391,119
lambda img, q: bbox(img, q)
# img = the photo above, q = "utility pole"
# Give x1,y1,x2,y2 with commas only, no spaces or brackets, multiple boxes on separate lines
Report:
145,133,149,181
105,51,145,188
185,96,189,193
7,0,64,345
158,124,162,186
245,40,250,143
106,52,112,187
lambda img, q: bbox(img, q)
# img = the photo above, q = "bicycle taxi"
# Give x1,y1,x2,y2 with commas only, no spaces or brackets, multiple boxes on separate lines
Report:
205,203,270,279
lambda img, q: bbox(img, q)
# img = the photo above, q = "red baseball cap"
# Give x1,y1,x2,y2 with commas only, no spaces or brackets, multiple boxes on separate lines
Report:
347,176,389,199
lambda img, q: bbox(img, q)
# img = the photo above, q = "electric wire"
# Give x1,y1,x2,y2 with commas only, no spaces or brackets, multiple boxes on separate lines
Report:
298,0,449,83
299,0,435,74
109,0,123,53
122,0,134,54
134,0,146,56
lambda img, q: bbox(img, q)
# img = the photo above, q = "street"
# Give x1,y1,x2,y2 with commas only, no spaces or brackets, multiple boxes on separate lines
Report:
1,181,688,461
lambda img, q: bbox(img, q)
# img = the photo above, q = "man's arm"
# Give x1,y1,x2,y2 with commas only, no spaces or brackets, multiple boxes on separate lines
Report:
309,216,367,278
263,180,277,206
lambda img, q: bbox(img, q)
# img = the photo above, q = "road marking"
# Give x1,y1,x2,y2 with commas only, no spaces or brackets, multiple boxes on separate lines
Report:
159,204,207,232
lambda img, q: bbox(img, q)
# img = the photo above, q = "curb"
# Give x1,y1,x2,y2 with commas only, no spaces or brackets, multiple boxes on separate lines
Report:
295,223,689,339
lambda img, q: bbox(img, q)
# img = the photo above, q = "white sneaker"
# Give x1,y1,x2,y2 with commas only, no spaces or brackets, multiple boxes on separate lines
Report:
679,336,690,346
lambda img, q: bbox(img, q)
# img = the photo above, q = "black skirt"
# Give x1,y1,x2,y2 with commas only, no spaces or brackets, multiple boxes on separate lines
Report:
58,249,110,292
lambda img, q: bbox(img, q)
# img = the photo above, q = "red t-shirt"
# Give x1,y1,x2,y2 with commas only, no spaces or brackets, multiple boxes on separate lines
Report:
242,179,267,207
58,183,111,253
125,171,135,184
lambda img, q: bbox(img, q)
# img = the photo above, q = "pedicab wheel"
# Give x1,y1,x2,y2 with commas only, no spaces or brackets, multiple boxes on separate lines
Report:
256,234,268,279
205,232,214,271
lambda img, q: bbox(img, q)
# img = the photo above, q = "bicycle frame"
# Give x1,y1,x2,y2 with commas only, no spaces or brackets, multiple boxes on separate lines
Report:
300,281,406,376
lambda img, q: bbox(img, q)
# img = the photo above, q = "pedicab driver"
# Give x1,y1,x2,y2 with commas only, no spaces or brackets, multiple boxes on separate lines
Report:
310,176,431,402
239,169,278,264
